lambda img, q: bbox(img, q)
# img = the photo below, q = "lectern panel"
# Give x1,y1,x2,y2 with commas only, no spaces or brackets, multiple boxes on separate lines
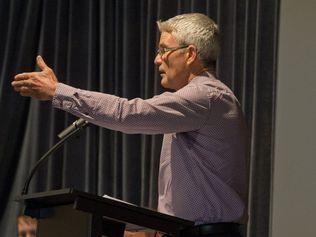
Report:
37,204,92,237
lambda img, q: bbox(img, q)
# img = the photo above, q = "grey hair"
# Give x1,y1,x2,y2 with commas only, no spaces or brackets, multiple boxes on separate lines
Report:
157,13,220,67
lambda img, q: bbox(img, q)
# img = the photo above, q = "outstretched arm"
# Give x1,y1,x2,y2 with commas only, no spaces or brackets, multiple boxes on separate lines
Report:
12,56,211,134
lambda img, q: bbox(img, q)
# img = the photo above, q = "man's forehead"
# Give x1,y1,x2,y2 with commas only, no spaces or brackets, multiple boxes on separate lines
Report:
159,32,177,46
18,222,36,228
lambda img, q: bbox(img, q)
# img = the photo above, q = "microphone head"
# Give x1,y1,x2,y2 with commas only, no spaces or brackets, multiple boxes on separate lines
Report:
57,118,88,139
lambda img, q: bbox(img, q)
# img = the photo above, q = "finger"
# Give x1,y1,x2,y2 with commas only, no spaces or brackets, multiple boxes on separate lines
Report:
36,55,48,71
20,87,32,97
14,85,31,94
11,79,34,88
13,85,21,92
14,72,37,81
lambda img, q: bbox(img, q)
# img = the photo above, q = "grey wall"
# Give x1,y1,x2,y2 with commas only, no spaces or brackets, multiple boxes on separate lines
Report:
272,0,316,236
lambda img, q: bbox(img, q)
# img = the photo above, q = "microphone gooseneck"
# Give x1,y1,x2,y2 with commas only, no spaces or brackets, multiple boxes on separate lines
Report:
21,118,89,196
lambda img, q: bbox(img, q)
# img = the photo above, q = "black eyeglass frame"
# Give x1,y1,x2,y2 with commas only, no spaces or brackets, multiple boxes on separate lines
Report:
156,45,189,57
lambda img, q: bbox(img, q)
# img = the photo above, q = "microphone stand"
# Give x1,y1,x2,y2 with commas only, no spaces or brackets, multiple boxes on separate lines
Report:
21,119,89,196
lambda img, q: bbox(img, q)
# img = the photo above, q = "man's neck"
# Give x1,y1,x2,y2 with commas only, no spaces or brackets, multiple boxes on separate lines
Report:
188,65,215,82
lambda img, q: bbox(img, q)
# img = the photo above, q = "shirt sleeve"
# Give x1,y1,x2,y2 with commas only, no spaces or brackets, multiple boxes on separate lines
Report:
52,82,211,134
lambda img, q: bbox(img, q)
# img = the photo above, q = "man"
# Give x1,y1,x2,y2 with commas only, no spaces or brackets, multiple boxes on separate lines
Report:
12,13,248,236
17,215,37,237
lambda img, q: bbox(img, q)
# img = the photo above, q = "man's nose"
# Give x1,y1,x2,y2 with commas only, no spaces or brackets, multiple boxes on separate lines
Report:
154,54,162,65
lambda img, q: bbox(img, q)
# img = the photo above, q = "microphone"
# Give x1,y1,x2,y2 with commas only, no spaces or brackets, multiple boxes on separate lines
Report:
58,118,88,139
21,118,89,195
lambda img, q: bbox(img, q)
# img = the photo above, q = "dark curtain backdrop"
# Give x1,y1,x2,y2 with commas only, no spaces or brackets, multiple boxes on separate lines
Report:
0,0,279,236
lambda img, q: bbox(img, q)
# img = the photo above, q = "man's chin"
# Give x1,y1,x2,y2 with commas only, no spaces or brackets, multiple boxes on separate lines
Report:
160,78,175,91
160,76,168,88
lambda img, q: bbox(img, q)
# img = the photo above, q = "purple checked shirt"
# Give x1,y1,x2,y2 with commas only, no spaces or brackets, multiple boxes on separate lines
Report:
52,72,248,224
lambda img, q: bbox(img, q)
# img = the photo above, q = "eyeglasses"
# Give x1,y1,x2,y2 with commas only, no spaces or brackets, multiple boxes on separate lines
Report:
156,45,189,57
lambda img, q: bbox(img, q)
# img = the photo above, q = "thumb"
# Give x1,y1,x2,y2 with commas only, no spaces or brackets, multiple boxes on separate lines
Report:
36,55,48,71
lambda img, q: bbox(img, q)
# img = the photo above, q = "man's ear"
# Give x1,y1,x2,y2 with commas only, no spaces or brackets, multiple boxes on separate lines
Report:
186,45,198,65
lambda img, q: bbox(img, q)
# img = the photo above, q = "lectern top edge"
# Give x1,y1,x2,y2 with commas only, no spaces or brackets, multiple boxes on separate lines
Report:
16,188,194,227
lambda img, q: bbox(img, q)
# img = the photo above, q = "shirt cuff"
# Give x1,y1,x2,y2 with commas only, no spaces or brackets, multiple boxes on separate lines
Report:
52,83,78,110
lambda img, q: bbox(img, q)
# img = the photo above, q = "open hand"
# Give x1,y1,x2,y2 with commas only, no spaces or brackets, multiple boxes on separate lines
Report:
12,55,58,101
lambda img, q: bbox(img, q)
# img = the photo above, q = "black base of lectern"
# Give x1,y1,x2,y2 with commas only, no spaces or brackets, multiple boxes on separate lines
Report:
17,188,194,237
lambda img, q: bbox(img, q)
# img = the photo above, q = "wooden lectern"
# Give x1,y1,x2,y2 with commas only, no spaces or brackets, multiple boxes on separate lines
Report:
17,188,194,237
